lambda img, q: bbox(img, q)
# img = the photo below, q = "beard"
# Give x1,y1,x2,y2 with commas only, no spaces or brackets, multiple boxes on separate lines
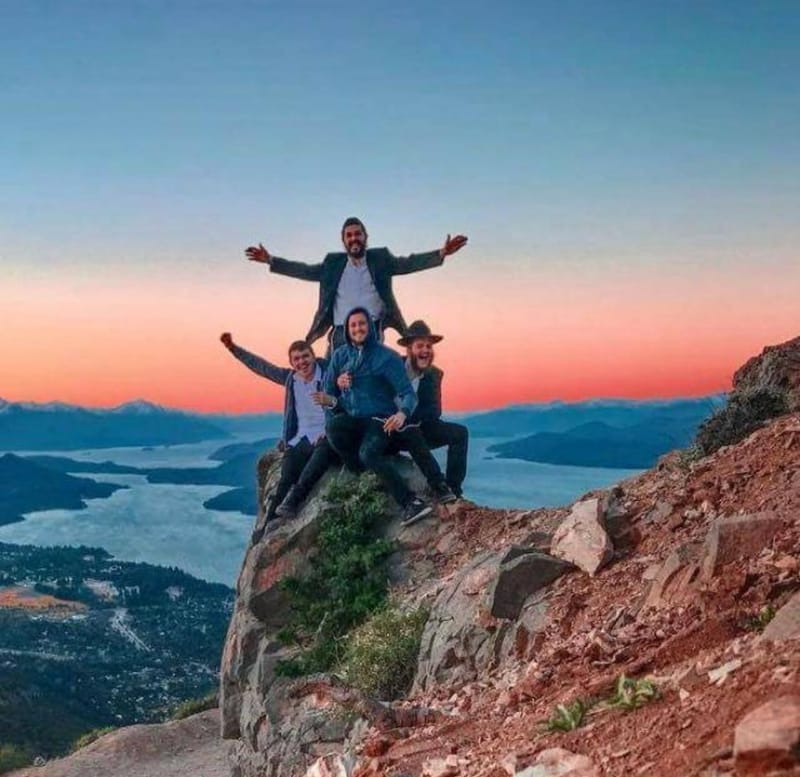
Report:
410,353,433,372
347,241,366,259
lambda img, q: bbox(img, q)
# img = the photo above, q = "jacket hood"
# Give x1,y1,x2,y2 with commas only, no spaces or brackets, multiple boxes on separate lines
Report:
343,307,378,348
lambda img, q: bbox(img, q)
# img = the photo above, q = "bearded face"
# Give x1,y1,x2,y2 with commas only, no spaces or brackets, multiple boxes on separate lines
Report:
408,338,435,371
342,223,367,259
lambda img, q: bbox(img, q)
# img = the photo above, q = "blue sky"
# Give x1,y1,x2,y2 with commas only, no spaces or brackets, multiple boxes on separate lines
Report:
4,0,798,260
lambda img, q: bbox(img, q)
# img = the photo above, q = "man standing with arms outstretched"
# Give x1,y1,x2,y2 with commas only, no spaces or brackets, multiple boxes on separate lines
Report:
245,217,467,352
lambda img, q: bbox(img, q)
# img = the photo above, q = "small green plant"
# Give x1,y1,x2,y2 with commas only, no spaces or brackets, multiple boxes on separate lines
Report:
70,726,116,753
338,604,429,700
545,699,589,732
171,690,218,720
605,674,659,711
0,743,33,774
745,604,776,632
675,445,704,471
695,388,789,455
276,475,393,677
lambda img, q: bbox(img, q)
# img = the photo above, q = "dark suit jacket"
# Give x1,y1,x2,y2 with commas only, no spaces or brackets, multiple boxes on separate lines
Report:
269,247,443,344
410,366,443,424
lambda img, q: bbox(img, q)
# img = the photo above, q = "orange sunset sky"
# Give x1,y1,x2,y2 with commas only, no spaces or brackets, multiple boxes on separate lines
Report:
3,3,799,414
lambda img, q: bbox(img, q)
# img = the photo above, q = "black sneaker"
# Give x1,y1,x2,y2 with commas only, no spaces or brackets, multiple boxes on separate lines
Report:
433,482,457,505
401,497,433,527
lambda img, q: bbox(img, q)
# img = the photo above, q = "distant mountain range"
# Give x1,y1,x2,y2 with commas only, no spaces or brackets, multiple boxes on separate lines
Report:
0,454,127,526
0,398,230,451
483,397,724,468
460,396,724,439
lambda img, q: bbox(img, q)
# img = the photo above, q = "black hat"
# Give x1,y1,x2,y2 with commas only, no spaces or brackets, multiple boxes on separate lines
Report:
397,320,444,347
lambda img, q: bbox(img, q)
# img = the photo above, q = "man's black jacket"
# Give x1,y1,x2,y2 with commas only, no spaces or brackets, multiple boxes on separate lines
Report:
410,366,443,424
269,247,443,344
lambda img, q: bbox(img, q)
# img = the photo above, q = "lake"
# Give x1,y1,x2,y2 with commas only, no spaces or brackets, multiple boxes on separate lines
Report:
0,437,640,585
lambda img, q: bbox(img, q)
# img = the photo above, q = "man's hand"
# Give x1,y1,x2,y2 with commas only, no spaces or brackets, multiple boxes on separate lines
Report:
245,243,271,264
220,332,234,350
383,412,407,434
439,233,468,259
311,391,336,407
337,372,352,391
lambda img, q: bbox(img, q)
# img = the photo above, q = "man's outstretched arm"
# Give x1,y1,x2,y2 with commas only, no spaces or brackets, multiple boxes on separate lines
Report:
220,333,291,386
245,242,324,282
388,234,468,276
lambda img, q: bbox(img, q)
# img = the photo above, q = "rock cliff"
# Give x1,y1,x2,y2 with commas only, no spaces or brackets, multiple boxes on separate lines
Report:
220,336,800,777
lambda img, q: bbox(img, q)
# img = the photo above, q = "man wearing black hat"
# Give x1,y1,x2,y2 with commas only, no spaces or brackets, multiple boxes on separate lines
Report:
395,320,469,499
245,218,468,353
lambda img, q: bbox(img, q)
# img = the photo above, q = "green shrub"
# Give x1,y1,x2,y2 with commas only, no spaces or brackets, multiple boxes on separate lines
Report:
744,604,776,632
170,690,218,720
545,699,588,732
276,475,393,676
695,388,789,455
0,743,32,774
70,726,116,752
605,674,659,711
338,604,428,700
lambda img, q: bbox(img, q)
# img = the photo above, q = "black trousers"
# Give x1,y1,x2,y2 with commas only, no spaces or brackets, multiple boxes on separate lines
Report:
389,426,445,490
419,420,469,496
326,414,412,508
267,437,337,520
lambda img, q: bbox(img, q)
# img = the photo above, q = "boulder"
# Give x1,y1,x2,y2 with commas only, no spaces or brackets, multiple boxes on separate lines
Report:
734,695,800,769
516,748,599,777
551,498,613,576
413,547,558,693
761,591,800,643
488,549,570,620
700,512,783,580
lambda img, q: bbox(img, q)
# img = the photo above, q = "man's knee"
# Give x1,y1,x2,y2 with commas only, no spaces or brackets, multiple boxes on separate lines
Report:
358,438,386,469
452,423,469,443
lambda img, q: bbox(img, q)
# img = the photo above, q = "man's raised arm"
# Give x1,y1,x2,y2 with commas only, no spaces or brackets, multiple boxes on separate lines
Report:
220,333,291,386
388,233,468,276
245,242,324,282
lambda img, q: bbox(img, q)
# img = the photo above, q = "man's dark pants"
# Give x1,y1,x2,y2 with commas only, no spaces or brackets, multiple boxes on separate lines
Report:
389,426,446,491
326,414,412,508
419,420,469,496
267,437,336,520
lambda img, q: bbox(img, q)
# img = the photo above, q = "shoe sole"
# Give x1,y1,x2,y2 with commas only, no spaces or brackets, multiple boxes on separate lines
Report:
437,494,458,505
401,504,434,527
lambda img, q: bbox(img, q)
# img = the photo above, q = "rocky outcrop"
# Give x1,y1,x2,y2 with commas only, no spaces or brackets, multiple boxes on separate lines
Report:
220,452,445,777
733,334,800,410
413,547,571,693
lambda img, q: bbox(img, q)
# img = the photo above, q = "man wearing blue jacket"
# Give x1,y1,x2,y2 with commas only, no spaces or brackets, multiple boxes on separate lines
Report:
322,307,432,525
220,333,337,531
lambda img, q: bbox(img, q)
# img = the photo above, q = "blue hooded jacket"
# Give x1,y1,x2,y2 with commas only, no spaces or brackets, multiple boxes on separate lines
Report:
325,307,417,419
